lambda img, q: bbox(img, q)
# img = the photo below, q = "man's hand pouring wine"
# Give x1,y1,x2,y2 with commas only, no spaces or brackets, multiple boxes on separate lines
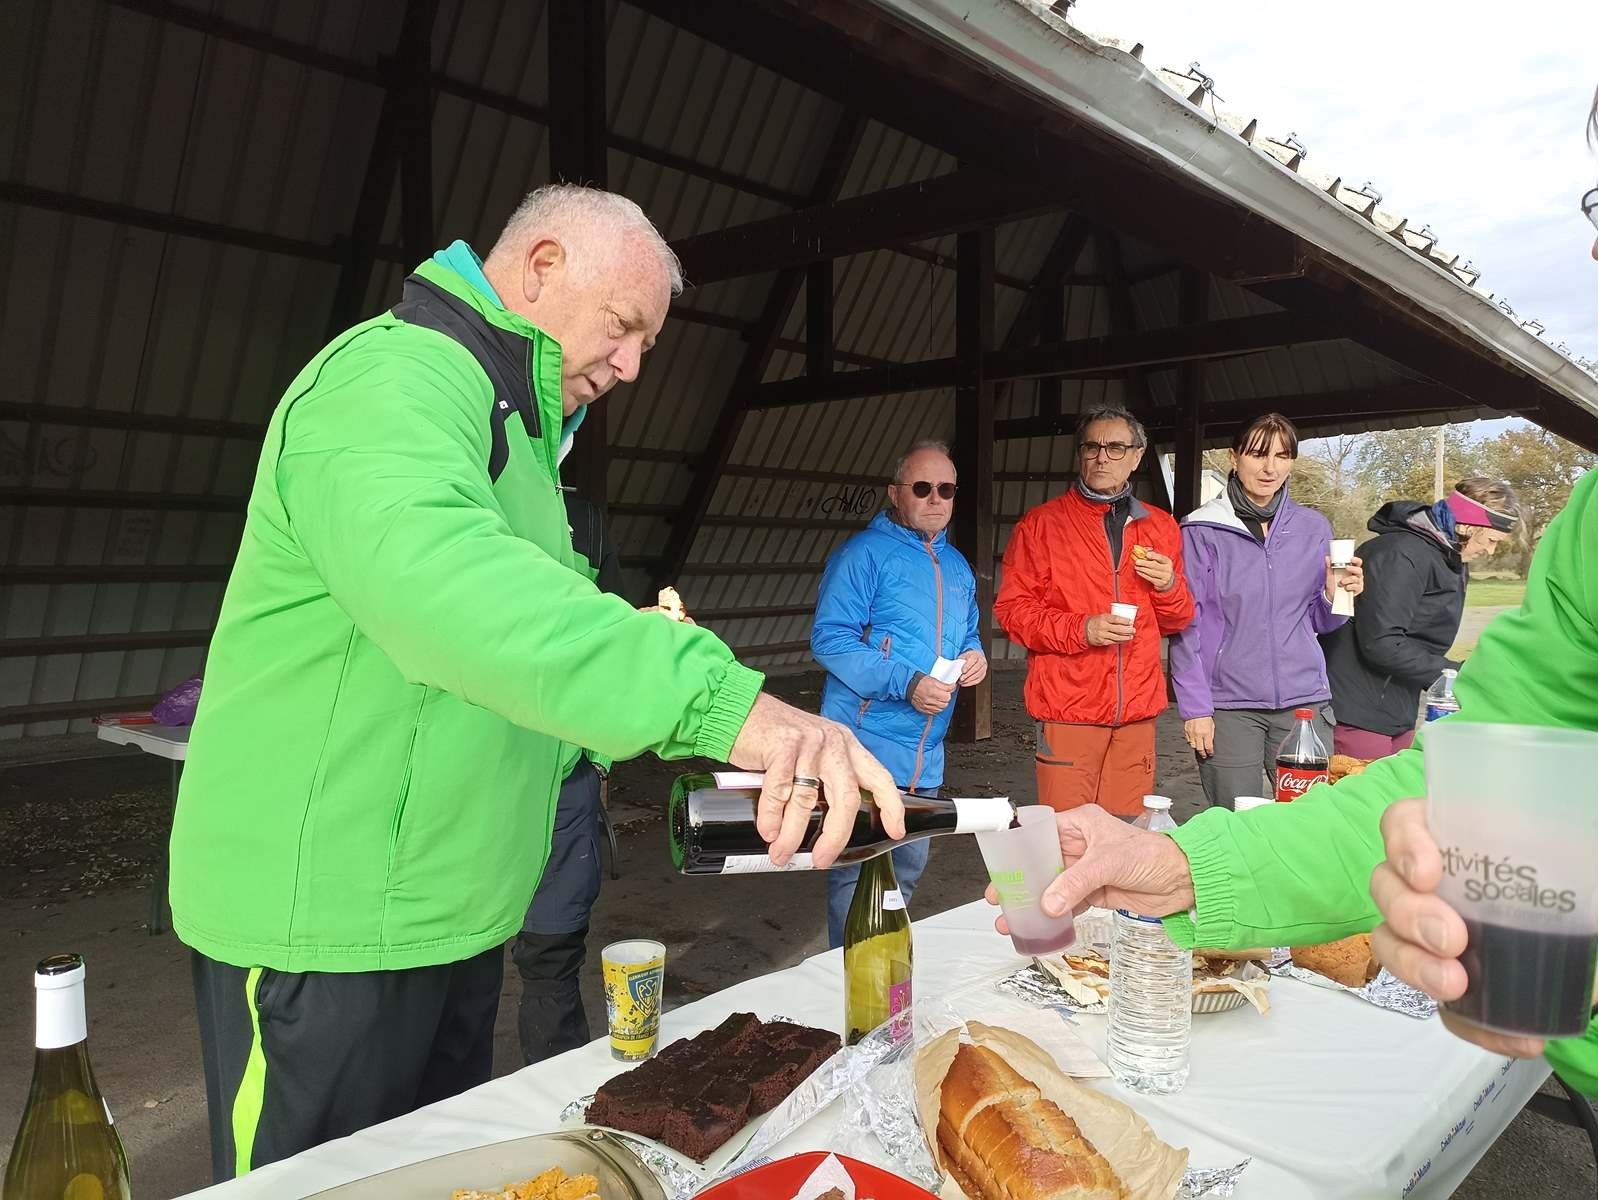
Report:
728,693,904,869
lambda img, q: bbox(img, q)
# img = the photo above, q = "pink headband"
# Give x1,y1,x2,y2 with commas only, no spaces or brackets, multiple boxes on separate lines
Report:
1446,490,1516,533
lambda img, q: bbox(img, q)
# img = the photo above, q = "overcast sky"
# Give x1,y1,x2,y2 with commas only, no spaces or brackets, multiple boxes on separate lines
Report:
1074,0,1598,367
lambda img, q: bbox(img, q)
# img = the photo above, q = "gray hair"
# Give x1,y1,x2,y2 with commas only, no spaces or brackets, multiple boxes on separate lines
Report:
891,439,953,484
489,183,684,295
1075,404,1148,448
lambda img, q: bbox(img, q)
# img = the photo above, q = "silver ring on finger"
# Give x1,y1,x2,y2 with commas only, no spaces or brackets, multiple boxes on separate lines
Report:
791,775,822,791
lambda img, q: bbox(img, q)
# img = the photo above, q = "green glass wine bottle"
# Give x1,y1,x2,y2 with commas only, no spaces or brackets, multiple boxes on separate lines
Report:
842,853,913,1047
4,954,131,1200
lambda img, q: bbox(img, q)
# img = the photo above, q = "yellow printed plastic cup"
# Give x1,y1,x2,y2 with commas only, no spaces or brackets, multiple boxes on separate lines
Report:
601,939,666,1060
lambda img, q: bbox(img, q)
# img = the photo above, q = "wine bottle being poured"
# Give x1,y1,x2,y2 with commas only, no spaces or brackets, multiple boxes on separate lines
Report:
4,953,132,1200
668,771,1016,875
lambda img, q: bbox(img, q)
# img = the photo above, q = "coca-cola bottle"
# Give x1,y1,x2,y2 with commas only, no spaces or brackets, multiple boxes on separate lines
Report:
1273,709,1329,802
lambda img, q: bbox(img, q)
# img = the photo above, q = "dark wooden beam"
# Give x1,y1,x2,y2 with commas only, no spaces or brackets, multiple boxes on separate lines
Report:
0,565,232,586
0,488,245,513
671,167,1058,287
611,444,702,465
0,693,167,727
0,630,212,658
1095,225,1163,504
1173,269,1208,518
993,383,1494,442
0,402,263,440
0,180,345,262
106,0,809,211
749,312,1335,409
624,0,1302,284
548,0,611,508
699,515,867,531
655,111,866,587
751,358,959,409
806,260,833,380
951,225,995,743
987,311,1329,383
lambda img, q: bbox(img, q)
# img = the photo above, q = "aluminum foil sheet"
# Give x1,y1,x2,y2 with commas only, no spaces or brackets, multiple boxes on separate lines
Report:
1177,1158,1252,1198
997,962,1102,1015
1266,962,1438,1020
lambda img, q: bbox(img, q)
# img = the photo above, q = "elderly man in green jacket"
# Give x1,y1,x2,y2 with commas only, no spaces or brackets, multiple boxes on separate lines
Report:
1007,464,1598,1095
171,184,899,1180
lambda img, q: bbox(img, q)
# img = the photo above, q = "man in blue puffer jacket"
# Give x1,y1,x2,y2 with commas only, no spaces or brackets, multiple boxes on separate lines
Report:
811,440,987,947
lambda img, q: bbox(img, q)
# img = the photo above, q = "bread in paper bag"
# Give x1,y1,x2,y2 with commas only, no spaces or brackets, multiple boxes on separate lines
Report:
912,1023,1187,1200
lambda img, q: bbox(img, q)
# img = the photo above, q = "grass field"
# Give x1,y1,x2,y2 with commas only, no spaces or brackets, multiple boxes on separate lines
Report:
1463,578,1527,608
1449,577,1528,659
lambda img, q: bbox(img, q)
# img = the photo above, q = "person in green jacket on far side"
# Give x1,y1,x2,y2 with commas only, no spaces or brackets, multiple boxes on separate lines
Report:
170,185,901,1181
987,90,1598,1098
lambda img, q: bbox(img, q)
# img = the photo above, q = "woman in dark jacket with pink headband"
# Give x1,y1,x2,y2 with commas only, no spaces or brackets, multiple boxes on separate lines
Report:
1321,477,1521,759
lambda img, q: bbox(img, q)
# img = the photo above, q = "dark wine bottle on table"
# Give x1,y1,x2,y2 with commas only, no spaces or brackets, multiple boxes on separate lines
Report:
5,954,132,1200
843,852,914,1046
668,771,1015,875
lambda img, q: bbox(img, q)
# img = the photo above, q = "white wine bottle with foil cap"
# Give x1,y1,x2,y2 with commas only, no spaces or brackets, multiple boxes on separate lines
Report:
843,852,914,1047
4,954,131,1200
668,771,1015,874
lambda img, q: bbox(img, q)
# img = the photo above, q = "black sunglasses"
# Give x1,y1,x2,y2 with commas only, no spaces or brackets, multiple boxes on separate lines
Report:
1584,186,1598,234
898,480,957,500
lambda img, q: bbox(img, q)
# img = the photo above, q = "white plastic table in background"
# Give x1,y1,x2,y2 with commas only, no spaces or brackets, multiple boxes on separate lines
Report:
96,721,188,933
177,900,1547,1199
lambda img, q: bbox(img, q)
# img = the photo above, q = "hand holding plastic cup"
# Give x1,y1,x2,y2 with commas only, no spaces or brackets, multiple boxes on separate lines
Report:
977,805,1077,955
1424,721,1598,1038
602,939,666,1060
1109,602,1138,629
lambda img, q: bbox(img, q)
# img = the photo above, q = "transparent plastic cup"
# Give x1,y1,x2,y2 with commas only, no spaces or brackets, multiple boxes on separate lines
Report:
977,805,1077,956
1425,721,1598,1038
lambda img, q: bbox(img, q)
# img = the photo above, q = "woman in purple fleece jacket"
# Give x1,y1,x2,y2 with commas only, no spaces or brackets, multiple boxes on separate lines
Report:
1169,414,1365,808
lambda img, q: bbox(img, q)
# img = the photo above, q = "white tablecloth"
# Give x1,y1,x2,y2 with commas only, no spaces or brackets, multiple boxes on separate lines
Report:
183,901,1547,1199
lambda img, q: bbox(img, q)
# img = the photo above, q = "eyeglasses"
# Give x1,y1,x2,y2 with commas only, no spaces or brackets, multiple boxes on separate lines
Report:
1079,441,1139,461
1584,187,1598,233
897,480,957,500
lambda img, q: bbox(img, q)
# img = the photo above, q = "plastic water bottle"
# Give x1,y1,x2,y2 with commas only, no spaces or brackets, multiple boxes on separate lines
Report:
1424,669,1461,721
1108,797,1192,1095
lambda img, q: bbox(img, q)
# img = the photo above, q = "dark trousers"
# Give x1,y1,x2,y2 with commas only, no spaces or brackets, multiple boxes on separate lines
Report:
514,757,604,1064
191,944,502,1182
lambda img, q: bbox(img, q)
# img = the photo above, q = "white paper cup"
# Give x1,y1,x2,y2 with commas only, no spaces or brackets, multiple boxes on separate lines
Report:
1330,538,1356,568
1110,602,1138,627
1425,721,1598,1038
977,805,1076,956
1233,796,1273,813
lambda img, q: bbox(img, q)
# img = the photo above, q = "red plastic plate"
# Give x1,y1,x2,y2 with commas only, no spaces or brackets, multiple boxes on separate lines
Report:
695,1151,940,1199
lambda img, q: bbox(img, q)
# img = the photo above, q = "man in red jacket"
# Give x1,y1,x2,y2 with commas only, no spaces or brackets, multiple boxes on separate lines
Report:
995,405,1194,816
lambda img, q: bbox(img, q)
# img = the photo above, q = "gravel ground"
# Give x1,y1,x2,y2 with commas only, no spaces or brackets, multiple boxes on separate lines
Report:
0,669,1590,1197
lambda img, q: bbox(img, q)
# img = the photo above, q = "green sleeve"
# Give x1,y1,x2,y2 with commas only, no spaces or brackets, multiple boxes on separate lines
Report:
275,337,763,763
1166,470,1598,1093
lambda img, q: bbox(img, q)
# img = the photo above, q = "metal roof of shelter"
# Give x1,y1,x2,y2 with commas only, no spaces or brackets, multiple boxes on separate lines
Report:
3,0,1595,734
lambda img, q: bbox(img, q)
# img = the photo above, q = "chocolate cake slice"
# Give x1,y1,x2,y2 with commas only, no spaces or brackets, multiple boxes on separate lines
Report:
660,1100,740,1161
584,1014,840,1158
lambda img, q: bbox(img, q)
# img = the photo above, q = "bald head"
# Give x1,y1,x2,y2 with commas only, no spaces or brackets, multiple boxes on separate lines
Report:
482,185,682,415
887,443,957,537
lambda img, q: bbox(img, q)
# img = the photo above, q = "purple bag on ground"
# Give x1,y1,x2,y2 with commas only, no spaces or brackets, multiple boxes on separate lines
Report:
151,676,203,726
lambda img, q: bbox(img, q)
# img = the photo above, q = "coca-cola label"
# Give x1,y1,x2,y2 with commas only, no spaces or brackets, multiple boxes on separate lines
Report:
1275,764,1328,802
